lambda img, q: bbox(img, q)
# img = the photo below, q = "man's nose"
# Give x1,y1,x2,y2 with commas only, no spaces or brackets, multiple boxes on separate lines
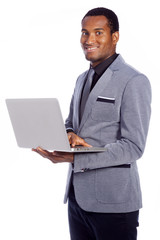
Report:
86,33,96,44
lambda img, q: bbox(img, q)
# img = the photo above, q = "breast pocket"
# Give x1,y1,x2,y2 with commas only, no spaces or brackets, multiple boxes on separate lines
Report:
91,96,117,122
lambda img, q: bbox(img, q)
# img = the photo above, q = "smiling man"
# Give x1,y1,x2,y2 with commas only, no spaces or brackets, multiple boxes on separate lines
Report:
33,7,151,240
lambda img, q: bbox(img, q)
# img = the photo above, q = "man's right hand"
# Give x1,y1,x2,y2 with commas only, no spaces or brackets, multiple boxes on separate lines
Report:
67,132,92,148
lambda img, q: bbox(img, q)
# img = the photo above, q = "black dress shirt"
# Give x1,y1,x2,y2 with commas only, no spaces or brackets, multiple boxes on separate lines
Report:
90,53,118,91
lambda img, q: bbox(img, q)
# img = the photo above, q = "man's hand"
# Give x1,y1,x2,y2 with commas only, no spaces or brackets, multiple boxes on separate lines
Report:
32,133,91,164
32,147,74,164
67,132,92,147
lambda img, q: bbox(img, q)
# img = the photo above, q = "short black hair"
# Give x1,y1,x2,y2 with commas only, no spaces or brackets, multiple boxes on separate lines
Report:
82,7,119,34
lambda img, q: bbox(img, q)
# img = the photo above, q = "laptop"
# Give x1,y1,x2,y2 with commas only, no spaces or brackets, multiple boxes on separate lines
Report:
5,98,106,153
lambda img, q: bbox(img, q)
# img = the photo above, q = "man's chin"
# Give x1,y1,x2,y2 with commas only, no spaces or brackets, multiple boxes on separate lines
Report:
85,55,101,67
85,55,96,63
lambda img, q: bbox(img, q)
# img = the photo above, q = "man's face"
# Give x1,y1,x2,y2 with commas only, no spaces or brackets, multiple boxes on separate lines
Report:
80,15,119,67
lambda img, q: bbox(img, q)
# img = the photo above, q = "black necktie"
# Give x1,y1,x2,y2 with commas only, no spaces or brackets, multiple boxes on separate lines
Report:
80,68,95,121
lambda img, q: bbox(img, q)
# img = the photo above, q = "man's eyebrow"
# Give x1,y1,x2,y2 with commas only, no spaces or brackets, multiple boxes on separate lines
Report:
81,28,104,31
94,28,105,31
81,28,88,32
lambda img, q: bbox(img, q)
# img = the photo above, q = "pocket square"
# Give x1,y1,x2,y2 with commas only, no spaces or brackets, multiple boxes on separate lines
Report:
97,96,115,104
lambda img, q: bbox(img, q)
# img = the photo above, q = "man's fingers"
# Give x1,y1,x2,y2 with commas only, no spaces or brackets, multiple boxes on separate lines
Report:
32,147,74,163
67,132,92,147
81,140,92,147
70,136,92,147
32,147,51,158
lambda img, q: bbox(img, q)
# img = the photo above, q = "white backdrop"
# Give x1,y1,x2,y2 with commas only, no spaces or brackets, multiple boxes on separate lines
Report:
0,0,159,239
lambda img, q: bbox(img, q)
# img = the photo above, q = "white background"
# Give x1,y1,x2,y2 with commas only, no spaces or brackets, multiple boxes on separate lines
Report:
0,0,159,239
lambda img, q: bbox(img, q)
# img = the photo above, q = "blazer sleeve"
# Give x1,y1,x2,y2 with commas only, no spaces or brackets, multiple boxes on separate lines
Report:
73,74,152,173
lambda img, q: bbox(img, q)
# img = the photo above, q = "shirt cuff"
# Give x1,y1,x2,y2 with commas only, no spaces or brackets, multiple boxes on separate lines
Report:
66,129,74,133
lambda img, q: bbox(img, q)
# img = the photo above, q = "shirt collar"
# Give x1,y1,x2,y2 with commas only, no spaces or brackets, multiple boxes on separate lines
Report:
92,53,118,76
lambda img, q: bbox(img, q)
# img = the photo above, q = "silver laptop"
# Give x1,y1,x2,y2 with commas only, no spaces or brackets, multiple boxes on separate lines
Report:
6,98,106,153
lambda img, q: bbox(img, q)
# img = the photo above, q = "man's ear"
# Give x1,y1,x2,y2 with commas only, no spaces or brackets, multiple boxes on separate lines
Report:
112,31,119,45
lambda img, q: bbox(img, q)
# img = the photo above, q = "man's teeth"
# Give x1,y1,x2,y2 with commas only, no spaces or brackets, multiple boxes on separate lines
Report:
87,47,97,50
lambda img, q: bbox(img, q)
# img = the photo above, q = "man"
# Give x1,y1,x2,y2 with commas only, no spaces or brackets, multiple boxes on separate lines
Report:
33,7,151,240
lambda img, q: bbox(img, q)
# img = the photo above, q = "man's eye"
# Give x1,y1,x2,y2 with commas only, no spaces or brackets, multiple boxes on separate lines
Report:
96,31,102,35
82,32,88,36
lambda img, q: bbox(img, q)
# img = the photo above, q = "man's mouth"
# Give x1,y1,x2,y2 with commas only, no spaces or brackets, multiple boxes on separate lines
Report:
84,46,99,52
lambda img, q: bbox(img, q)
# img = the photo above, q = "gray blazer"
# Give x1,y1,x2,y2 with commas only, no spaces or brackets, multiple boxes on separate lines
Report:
64,55,151,213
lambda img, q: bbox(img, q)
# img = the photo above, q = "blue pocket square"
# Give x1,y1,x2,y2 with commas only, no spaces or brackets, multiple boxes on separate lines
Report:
97,96,115,104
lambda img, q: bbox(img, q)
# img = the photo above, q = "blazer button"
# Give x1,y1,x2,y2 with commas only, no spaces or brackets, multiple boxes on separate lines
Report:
81,168,89,172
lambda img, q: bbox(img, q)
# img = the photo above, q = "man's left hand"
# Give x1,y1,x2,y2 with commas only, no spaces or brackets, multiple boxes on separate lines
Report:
32,147,74,164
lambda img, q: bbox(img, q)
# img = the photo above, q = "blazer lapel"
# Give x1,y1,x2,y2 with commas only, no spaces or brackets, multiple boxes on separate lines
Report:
78,68,113,132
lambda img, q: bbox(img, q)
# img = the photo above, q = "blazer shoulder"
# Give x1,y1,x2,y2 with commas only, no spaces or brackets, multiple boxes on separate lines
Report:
111,55,140,75
111,55,150,85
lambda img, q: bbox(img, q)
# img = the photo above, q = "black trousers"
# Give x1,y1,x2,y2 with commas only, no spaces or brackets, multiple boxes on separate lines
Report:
68,183,139,240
